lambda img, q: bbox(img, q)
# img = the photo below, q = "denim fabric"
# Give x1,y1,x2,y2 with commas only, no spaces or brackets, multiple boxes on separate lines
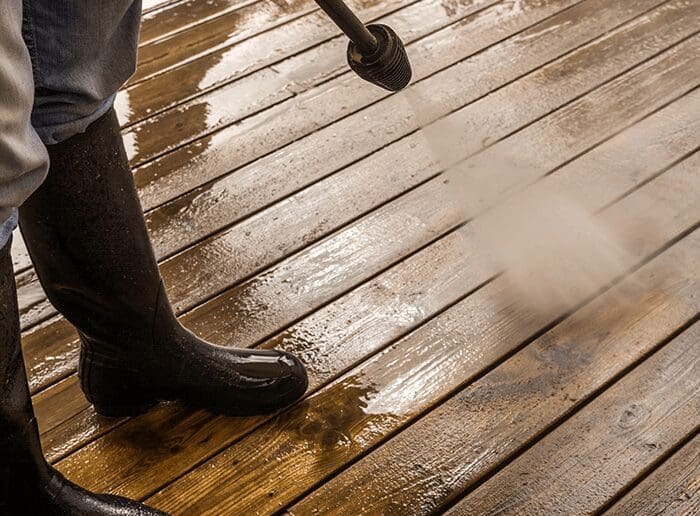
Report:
0,0,141,249
24,0,142,145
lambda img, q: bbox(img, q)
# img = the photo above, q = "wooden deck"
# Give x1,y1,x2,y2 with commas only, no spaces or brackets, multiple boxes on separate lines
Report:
13,0,700,513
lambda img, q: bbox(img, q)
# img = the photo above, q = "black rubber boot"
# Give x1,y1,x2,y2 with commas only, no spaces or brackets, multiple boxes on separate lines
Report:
0,240,166,515
18,109,308,418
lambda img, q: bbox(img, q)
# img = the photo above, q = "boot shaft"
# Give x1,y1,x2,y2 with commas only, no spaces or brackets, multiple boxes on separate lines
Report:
18,109,166,352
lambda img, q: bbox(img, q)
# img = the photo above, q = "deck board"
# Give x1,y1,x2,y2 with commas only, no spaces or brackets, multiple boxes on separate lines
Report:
445,321,700,515
14,0,700,512
605,432,700,516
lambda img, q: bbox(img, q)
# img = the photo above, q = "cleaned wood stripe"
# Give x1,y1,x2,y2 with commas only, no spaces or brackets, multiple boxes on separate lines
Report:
36,87,700,464
22,34,700,399
144,152,700,514
605,433,700,516
444,322,700,516
54,117,700,503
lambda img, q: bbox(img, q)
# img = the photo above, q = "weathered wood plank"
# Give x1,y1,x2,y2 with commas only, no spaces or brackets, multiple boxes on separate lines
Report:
56,125,700,504
19,0,644,375
144,154,700,514
122,0,488,129
134,0,691,262
123,0,497,163
23,31,700,398
132,0,321,84
37,85,700,464
605,433,700,516
21,0,678,333
165,28,700,322
139,0,258,46
128,0,423,90
444,322,700,516
126,0,580,215
290,195,700,514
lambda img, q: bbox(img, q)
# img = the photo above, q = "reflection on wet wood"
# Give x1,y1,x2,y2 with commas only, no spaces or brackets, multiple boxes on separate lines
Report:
145,149,700,514
291,230,700,515
21,0,630,382
16,0,700,512
38,84,700,465
446,321,700,515
14,0,698,334
28,28,700,455
54,113,700,505
605,433,700,516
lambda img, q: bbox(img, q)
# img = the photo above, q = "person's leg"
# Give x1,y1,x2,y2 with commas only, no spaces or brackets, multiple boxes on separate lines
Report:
18,0,308,419
1,2,164,513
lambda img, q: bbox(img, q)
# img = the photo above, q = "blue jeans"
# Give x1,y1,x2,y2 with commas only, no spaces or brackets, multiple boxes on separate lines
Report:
0,0,141,249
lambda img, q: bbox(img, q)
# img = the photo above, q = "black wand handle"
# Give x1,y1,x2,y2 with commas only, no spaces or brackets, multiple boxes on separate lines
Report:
313,0,413,91
314,0,378,54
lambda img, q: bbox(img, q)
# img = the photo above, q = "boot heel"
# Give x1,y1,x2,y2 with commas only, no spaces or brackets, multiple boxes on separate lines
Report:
79,347,158,418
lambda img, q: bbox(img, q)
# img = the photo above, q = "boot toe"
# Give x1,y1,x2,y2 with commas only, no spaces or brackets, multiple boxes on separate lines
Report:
230,348,308,411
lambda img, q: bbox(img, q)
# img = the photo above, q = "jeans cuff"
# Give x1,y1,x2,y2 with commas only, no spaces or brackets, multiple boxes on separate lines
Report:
0,208,18,250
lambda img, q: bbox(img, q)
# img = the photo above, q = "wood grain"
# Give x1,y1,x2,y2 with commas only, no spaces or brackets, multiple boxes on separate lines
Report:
37,85,700,463
27,0,693,390
26,27,699,401
605,433,700,516
145,153,700,514
445,322,700,515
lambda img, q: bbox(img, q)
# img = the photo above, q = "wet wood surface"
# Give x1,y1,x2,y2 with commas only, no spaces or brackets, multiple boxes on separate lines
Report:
605,432,700,516
14,0,700,512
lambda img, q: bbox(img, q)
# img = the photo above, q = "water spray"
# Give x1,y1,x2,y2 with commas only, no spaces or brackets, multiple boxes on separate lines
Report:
314,0,413,91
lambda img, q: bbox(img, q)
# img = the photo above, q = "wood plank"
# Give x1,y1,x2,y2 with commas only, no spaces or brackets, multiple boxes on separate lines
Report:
37,84,700,464
10,229,30,273
139,0,258,46
21,0,676,332
122,0,498,163
128,0,422,89
131,0,321,84
17,0,643,359
55,126,700,504
143,155,700,513
289,210,700,515
120,0,474,128
163,25,700,317
444,323,700,516
125,0,668,199
605,433,700,516
128,0,584,211
142,2,656,247
23,31,700,397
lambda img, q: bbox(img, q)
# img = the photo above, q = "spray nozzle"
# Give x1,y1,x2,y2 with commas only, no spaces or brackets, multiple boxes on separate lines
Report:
314,0,412,92
347,24,412,92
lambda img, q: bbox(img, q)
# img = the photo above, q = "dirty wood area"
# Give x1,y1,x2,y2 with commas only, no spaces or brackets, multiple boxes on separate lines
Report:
15,0,700,513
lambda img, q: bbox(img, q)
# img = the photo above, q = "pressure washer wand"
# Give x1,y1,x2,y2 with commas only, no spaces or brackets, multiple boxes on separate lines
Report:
314,0,413,91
